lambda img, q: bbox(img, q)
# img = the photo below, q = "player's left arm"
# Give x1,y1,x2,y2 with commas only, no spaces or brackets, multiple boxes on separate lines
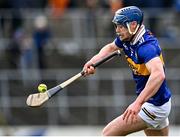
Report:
135,56,165,105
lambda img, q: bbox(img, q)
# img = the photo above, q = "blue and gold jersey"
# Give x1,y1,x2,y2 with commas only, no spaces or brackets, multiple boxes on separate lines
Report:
114,26,171,106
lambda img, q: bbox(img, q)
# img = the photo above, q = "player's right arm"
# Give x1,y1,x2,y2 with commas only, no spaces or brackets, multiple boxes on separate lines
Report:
83,42,119,76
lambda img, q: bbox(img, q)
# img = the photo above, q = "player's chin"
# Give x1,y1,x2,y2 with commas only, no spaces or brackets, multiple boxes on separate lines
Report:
119,36,125,41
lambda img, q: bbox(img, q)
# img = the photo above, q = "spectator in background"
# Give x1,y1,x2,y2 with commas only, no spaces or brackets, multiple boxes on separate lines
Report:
109,0,124,14
48,0,70,17
1,0,48,69
0,0,23,38
20,29,33,70
6,29,22,69
18,28,34,85
33,15,51,69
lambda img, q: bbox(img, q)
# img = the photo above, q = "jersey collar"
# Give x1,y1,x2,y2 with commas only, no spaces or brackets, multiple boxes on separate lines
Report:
131,25,145,45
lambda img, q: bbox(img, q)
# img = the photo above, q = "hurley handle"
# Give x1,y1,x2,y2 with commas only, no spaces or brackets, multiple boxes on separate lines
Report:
81,50,121,75
92,50,121,68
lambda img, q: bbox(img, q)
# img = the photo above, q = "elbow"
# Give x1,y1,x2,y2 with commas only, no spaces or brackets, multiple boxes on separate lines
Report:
158,72,165,82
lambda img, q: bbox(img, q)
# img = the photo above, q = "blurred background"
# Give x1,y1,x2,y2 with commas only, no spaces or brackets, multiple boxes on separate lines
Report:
0,0,180,136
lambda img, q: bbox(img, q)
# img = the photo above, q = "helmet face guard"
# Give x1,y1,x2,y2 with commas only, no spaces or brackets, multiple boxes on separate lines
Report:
112,14,129,27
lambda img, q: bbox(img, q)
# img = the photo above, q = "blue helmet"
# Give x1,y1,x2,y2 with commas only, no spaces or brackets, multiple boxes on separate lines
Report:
112,6,143,27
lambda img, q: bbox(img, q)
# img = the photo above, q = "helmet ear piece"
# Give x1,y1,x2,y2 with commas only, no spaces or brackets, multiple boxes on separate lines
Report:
112,14,129,27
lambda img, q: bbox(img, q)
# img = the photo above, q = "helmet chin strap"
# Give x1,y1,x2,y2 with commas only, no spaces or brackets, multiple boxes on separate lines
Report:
126,22,140,35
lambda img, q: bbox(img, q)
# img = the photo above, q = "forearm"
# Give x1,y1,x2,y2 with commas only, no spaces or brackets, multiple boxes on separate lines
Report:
89,43,118,64
135,72,165,105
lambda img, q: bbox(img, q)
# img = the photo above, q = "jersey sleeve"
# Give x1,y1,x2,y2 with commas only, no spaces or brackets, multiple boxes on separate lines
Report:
138,42,161,63
114,37,123,48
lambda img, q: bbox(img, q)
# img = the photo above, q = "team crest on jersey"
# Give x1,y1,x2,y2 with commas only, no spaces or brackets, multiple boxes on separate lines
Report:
126,55,150,76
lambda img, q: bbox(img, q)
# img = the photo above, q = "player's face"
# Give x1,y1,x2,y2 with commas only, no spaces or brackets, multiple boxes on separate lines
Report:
115,24,132,42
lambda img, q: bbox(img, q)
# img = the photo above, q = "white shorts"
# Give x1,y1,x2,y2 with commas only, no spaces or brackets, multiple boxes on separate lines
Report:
138,99,171,129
